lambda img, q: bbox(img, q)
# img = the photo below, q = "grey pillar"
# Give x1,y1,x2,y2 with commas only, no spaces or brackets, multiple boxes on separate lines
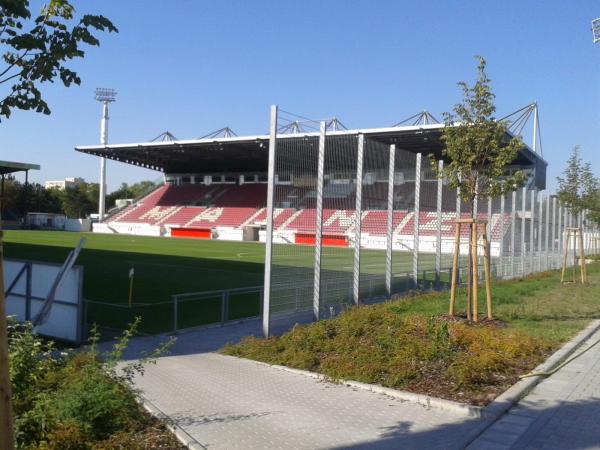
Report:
435,159,443,286
529,190,535,274
551,197,556,269
510,190,517,278
412,153,422,287
262,105,278,337
537,192,543,272
312,121,326,321
521,187,526,276
353,134,364,305
557,204,563,268
499,194,505,277
545,195,550,270
385,144,396,297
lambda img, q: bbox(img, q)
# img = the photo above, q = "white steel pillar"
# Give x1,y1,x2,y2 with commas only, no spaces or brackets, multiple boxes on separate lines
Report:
521,187,527,276
385,144,396,297
510,190,517,278
537,192,543,272
435,160,443,287
412,153,422,287
98,101,109,220
529,190,535,274
262,105,278,337
499,194,506,277
353,134,365,305
313,122,326,320
551,197,556,269
545,195,550,270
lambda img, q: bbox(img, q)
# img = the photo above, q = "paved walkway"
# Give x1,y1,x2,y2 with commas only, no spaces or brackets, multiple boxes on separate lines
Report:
469,327,600,450
118,317,600,449
120,316,480,449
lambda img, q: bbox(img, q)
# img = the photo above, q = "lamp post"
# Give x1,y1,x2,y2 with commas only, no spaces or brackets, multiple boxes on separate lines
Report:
94,88,117,221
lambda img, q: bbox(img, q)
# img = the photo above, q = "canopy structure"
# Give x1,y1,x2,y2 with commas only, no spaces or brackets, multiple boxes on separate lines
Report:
75,123,547,189
0,160,40,176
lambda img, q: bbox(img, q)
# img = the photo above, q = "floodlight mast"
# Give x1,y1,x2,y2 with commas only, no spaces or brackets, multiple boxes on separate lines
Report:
592,18,600,43
94,88,117,221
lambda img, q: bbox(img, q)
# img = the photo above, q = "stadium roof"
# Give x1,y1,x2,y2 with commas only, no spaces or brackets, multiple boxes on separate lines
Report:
75,123,546,175
0,160,40,175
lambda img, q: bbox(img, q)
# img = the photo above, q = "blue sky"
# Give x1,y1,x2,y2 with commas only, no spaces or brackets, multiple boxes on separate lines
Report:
2,0,599,192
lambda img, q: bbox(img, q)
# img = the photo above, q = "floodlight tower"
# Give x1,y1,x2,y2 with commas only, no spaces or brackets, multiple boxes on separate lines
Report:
94,88,117,221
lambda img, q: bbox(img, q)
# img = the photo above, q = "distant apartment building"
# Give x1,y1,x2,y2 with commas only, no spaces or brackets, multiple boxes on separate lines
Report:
45,177,85,190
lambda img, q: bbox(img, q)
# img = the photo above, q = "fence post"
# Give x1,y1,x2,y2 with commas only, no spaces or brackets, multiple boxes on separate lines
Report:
353,133,365,305
521,187,526,277
537,192,543,272
412,153,422,288
558,204,563,268
313,121,326,320
510,190,517,278
435,159,443,288
551,197,556,269
221,291,229,325
529,189,535,275
499,194,505,278
545,195,550,270
262,104,278,337
172,295,178,333
385,144,396,297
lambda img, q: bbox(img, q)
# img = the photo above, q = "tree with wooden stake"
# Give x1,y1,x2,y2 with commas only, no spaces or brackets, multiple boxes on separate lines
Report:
0,2,116,448
432,56,526,322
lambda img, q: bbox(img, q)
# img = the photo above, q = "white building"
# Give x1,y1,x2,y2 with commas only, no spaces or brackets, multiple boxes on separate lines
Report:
45,177,85,190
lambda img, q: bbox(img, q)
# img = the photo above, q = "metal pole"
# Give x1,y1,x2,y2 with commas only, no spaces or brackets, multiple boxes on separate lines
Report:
499,194,505,277
435,160,443,287
313,122,326,320
510,190,516,278
532,102,538,154
353,134,365,305
385,144,396,297
551,197,556,269
99,101,108,220
262,105,277,337
537,192,543,272
521,187,526,276
558,204,563,268
412,153,422,288
529,190,535,274
545,195,550,270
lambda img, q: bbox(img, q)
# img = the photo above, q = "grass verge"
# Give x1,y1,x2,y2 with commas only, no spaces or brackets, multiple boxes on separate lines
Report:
223,263,600,406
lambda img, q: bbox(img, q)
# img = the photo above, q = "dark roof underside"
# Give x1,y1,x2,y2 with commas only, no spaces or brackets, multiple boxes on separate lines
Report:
0,160,40,175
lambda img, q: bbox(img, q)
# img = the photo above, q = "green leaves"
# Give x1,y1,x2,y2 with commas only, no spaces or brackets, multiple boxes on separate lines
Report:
0,0,118,120
434,56,526,211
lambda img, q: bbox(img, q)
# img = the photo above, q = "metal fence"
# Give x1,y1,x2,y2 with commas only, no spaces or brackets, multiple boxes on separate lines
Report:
262,105,600,336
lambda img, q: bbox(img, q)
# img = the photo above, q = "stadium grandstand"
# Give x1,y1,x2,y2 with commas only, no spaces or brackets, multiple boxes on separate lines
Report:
75,107,547,255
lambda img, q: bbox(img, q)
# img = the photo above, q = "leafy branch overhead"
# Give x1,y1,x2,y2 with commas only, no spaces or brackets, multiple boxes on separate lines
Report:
433,56,527,210
0,0,118,119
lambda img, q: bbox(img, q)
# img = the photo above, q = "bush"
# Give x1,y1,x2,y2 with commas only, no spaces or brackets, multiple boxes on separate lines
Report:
8,318,178,450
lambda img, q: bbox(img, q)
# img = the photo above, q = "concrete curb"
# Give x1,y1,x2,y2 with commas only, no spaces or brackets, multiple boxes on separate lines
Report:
139,393,208,450
241,358,484,418
231,318,600,423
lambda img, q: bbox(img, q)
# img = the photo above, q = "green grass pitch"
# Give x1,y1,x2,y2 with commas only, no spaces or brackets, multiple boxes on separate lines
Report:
3,230,444,334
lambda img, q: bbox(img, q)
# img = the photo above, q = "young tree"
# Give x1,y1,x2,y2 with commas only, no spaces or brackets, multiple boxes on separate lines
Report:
435,56,527,320
0,2,117,448
436,56,526,212
556,147,599,222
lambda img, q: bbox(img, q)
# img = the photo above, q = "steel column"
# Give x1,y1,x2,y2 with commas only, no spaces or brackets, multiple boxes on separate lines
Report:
499,194,505,277
529,190,535,274
412,153,422,287
551,197,556,269
312,121,327,320
537,192,543,271
435,159,443,286
385,144,396,297
545,195,550,270
558,204,563,268
262,105,278,337
353,134,365,305
521,187,526,276
510,190,517,278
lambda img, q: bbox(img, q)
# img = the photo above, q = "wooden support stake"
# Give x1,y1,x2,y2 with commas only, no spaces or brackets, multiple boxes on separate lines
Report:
481,223,493,320
471,222,479,322
449,222,461,316
578,230,587,283
572,229,577,283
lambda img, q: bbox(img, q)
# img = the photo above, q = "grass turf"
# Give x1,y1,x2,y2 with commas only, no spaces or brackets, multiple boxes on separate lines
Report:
3,230,443,333
223,263,600,405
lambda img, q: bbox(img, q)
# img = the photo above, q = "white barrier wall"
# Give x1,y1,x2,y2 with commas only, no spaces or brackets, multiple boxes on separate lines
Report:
93,222,163,236
66,218,92,232
4,259,84,344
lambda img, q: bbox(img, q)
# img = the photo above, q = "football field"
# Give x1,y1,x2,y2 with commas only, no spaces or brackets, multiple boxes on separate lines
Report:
3,230,442,334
